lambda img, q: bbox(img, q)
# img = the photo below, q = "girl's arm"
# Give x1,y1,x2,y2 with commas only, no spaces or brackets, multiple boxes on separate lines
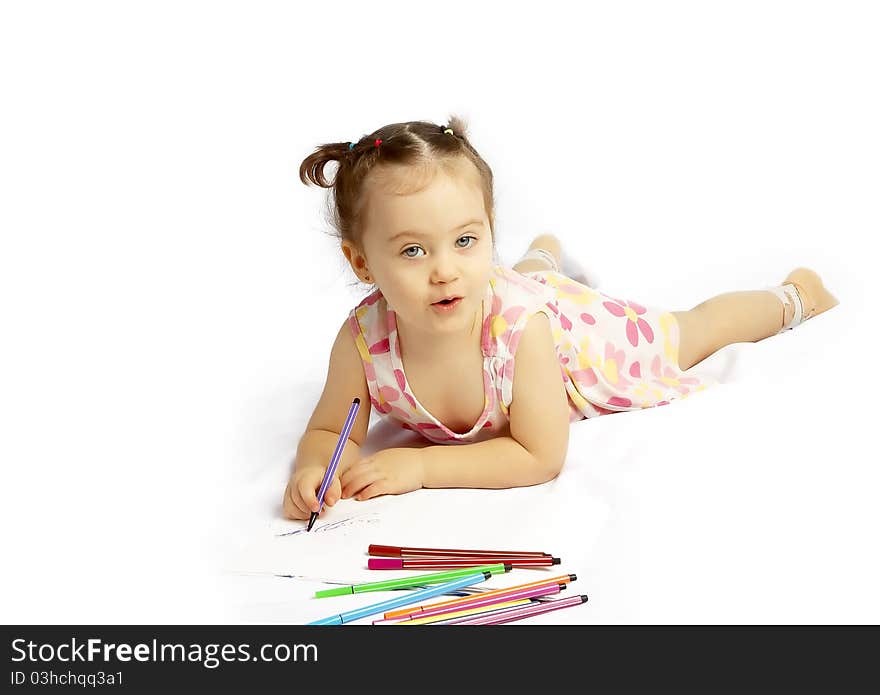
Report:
300,318,372,467
420,434,558,488
340,313,570,499
283,318,372,519
420,313,570,488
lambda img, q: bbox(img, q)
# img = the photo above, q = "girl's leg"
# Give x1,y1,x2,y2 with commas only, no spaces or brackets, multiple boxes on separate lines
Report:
672,267,838,371
672,291,786,371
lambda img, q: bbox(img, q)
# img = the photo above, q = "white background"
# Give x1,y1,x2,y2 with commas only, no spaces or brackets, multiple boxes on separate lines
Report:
1,1,878,624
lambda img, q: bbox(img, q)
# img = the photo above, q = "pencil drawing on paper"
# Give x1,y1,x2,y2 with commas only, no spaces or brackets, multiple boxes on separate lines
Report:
276,512,381,537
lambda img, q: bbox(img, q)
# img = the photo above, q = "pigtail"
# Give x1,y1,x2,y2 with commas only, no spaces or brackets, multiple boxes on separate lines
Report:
445,114,469,140
299,141,353,188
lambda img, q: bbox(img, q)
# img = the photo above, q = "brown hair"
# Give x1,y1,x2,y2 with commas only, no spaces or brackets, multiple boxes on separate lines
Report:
299,116,496,259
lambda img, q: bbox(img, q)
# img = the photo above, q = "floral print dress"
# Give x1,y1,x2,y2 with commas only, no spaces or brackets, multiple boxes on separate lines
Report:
347,265,715,444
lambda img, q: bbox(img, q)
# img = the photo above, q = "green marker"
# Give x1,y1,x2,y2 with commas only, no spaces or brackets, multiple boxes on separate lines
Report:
314,563,511,598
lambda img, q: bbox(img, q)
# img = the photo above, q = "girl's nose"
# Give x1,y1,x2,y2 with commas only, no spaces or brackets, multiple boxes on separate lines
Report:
429,253,460,283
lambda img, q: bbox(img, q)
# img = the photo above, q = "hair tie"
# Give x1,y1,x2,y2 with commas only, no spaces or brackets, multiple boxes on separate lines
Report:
443,128,454,135
374,139,382,147
348,142,355,150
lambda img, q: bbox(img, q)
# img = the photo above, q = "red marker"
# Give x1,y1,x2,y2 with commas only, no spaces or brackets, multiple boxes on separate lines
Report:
368,544,551,559
368,557,560,570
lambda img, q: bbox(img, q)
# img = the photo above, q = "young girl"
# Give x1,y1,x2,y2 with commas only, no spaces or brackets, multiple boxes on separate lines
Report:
282,116,838,521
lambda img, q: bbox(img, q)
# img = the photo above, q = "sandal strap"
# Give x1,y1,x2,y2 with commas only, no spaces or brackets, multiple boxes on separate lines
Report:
765,283,806,333
518,247,561,272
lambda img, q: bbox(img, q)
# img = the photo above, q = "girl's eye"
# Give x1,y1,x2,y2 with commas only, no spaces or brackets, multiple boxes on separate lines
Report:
401,235,476,258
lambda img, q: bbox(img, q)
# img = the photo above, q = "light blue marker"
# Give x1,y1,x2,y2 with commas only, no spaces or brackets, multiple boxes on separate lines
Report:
307,570,492,625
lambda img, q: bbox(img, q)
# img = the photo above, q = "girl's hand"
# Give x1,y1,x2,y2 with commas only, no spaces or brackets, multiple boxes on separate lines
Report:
340,448,425,501
282,465,342,520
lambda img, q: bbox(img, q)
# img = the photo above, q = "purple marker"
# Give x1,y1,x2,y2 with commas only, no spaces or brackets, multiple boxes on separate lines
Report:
307,397,360,532
453,594,588,625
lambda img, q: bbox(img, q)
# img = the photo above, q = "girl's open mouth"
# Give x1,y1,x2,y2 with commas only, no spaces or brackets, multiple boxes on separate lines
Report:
431,297,463,313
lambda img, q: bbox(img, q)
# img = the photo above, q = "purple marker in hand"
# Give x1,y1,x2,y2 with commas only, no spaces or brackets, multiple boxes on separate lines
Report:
307,397,360,532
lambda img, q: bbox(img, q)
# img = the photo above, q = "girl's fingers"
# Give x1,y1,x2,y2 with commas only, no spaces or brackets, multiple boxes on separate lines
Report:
340,462,371,495
341,459,373,482
291,492,309,517
342,469,379,499
356,481,387,501
297,478,320,513
284,484,308,519
283,497,299,520
325,477,342,506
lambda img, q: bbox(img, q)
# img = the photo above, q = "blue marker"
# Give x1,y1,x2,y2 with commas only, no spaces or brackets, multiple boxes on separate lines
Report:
307,571,493,625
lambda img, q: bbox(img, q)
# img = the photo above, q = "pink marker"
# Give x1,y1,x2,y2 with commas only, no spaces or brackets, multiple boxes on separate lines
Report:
373,582,567,625
452,594,588,625
368,557,559,570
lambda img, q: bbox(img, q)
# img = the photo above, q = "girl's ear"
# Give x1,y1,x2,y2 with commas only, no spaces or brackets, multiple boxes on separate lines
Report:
341,240,371,283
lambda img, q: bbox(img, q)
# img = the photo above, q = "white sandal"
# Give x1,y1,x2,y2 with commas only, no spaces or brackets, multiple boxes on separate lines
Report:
517,248,601,288
765,282,814,334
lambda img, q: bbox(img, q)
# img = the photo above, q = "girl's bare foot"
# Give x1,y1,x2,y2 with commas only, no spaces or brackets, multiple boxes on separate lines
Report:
781,267,840,327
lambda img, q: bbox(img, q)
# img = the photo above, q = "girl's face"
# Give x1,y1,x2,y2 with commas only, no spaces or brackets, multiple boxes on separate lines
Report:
344,163,494,339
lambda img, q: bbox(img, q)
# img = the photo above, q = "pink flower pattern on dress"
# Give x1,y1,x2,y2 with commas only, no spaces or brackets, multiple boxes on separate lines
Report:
347,265,715,443
650,355,703,397
369,337,390,354
602,297,655,348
